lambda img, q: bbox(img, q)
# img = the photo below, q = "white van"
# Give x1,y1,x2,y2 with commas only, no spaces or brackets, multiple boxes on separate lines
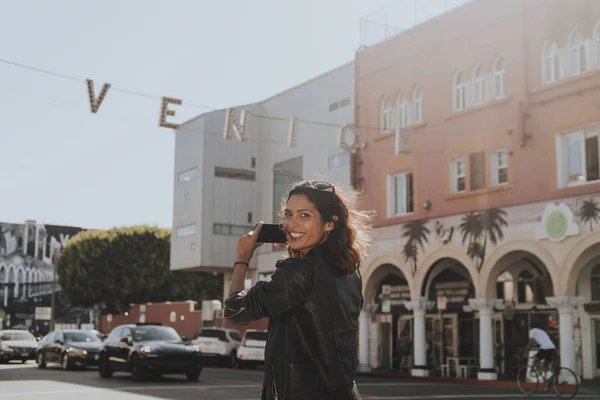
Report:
236,329,267,369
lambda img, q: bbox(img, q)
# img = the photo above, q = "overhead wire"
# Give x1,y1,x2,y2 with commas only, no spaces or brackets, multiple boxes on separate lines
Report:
0,55,511,156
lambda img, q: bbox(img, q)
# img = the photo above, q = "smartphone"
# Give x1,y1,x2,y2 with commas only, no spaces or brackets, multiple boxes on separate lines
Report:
256,223,287,244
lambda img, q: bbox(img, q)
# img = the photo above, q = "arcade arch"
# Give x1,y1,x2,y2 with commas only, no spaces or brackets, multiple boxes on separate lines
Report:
362,261,411,370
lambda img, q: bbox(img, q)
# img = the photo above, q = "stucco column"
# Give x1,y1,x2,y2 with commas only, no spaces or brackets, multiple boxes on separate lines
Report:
358,304,377,372
405,298,434,377
547,296,585,375
469,298,502,380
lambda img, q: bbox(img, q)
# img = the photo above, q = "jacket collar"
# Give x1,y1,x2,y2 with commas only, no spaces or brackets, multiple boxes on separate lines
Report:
304,243,327,258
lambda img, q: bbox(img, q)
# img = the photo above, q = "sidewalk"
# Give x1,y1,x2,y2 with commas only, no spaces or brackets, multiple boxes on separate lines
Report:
357,369,600,394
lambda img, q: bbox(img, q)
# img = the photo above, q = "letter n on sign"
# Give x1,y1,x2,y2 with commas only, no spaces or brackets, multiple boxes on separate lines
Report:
223,108,248,141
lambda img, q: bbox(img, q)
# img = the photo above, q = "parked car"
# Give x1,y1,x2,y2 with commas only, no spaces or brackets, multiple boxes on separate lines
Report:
0,330,38,363
36,329,103,370
98,323,203,382
191,328,241,367
236,329,266,369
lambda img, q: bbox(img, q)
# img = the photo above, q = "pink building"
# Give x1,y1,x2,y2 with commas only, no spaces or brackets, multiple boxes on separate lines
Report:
354,0,600,380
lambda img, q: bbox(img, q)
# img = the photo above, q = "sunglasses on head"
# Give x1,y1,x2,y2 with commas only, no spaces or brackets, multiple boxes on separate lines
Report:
310,180,336,209
311,180,335,194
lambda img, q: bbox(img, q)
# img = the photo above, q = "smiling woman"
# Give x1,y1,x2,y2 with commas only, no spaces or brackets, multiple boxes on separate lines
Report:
224,180,373,400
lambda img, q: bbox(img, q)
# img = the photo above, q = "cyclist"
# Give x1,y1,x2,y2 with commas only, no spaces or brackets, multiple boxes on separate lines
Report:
524,318,556,375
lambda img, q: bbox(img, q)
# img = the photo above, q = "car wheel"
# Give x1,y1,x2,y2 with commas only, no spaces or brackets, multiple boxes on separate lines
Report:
61,354,72,370
185,367,202,382
237,360,244,369
131,355,145,382
37,353,46,369
247,363,257,370
98,357,113,378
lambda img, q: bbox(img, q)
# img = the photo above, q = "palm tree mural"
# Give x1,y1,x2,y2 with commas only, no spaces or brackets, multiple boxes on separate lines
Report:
579,198,600,231
459,212,482,249
401,219,430,275
478,208,508,270
459,208,508,271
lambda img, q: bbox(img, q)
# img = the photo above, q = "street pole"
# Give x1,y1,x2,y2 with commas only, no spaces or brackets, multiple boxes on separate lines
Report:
50,265,56,332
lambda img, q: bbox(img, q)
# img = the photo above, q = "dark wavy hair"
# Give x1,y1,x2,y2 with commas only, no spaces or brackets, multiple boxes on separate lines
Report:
283,181,374,275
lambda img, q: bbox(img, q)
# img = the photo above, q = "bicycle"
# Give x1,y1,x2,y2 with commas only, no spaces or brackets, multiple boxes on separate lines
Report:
517,353,580,398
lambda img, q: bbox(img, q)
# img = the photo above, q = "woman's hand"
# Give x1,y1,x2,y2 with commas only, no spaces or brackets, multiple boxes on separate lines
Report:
236,222,264,263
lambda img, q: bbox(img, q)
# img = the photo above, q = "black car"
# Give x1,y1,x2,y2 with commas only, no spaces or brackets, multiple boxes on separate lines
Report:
36,329,103,370
0,330,38,363
98,323,203,382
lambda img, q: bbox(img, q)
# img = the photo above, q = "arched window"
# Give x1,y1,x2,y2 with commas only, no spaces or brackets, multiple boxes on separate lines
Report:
396,94,407,129
25,270,30,297
16,269,22,298
453,72,467,111
594,22,600,68
493,57,506,99
7,268,15,298
543,41,560,83
380,98,391,133
412,87,422,123
472,64,486,105
569,28,587,76
591,265,600,301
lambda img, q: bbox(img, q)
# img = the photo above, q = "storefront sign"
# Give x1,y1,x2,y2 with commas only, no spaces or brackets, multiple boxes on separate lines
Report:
34,307,51,321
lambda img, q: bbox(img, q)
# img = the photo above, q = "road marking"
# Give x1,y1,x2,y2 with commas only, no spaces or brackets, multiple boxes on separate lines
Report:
0,380,163,399
0,362,35,370
354,396,599,399
118,384,262,391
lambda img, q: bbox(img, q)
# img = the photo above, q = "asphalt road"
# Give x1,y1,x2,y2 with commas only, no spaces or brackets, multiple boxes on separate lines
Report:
0,361,598,399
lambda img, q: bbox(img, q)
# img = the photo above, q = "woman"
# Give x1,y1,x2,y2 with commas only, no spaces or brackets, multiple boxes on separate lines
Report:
224,180,373,400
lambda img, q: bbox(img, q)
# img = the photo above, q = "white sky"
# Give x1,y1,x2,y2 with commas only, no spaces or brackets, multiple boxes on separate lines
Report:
0,0,454,230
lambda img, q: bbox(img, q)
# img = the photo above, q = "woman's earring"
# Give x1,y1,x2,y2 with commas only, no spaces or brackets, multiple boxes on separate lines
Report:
325,230,331,237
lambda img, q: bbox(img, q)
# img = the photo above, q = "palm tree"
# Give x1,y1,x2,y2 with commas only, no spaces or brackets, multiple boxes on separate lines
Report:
402,241,418,275
401,220,430,275
579,198,600,231
477,208,508,271
459,212,482,261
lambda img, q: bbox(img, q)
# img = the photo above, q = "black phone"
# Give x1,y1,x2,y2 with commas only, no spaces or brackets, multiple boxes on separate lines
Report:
256,223,287,244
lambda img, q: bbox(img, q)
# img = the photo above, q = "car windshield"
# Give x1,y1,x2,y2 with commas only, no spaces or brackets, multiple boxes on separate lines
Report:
131,326,180,342
196,329,226,340
64,331,102,343
0,331,35,341
245,331,267,341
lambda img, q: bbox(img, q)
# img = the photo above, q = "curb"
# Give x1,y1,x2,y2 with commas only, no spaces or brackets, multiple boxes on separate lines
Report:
358,372,553,389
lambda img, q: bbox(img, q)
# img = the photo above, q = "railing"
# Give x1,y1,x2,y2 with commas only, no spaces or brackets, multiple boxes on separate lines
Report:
360,0,473,47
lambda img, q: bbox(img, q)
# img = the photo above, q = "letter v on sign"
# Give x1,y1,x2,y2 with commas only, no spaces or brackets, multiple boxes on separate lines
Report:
86,79,111,113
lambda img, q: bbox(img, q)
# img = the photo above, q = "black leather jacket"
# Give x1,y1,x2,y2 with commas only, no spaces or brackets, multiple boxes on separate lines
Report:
224,245,363,400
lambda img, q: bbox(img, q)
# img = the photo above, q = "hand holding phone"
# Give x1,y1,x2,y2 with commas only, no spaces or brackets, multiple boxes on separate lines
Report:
255,223,287,244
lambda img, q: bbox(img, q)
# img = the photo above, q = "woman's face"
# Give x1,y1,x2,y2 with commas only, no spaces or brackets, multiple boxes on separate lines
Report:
281,194,334,255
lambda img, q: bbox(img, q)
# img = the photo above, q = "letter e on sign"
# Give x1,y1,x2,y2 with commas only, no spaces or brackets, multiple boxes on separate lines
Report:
159,97,182,129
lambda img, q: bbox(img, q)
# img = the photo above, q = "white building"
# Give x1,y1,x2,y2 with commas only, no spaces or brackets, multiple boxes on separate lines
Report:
170,62,355,296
